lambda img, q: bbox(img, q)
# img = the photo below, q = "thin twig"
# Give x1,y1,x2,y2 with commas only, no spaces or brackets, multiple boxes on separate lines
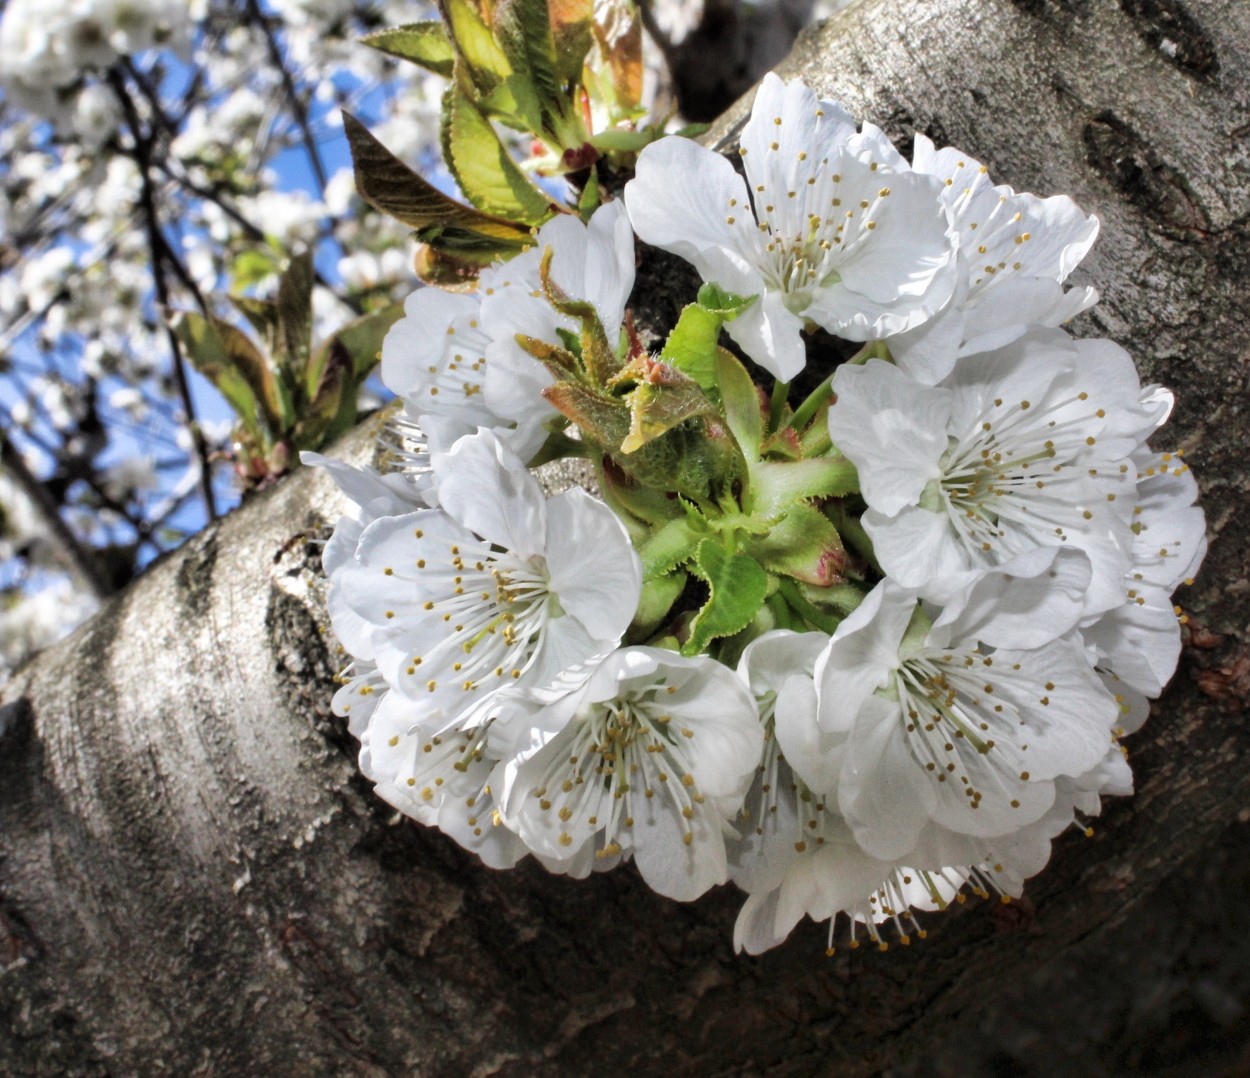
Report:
247,0,329,194
108,67,219,522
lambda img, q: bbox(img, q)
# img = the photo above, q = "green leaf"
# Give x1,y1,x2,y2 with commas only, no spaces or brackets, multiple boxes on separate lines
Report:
361,22,456,77
229,296,280,355
343,112,535,262
714,348,763,459
673,121,711,139
589,0,643,116
306,303,402,402
588,127,652,153
294,341,351,448
479,72,545,133
660,305,722,390
661,287,756,390
546,0,595,83
620,364,717,455
275,251,314,380
441,86,555,223
576,167,600,221
744,503,845,586
229,247,282,291
637,515,701,579
543,380,631,448
683,539,769,655
438,0,512,86
748,456,859,518
171,312,280,438
697,282,755,316
494,0,560,115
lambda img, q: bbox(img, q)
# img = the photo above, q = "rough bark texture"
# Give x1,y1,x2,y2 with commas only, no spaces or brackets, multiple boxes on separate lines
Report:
4,0,1250,1073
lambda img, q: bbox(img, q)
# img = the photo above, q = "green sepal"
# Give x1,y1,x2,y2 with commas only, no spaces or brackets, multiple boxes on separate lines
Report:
714,348,764,459
744,503,846,586
361,22,456,76
630,570,688,640
682,538,769,655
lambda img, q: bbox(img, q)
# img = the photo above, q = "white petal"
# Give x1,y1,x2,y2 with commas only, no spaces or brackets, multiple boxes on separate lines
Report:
814,581,914,734
543,487,641,641
828,360,951,514
434,430,547,555
933,546,1093,649
625,135,762,293
723,288,808,381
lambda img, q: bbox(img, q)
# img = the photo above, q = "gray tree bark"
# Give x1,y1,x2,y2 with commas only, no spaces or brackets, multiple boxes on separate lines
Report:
4,0,1250,1073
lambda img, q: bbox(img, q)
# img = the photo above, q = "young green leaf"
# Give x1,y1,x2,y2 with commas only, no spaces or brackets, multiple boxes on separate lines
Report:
361,22,456,77
307,304,403,398
661,287,756,390
714,348,764,459
275,251,315,378
683,539,769,655
343,112,535,260
437,0,512,85
170,312,283,436
440,86,555,223
620,366,717,455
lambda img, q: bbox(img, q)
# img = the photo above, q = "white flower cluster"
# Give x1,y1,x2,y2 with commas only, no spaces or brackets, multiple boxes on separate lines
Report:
319,74,1205,954
0,0,196,122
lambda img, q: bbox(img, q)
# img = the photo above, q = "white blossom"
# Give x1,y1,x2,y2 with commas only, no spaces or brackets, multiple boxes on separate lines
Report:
381,201,636,462
1082,447,1206,725
812,550,1119,861
887,135,1100,383
331,431,641,732
496,646,763,901
828,330,1165,614
625,73,957,380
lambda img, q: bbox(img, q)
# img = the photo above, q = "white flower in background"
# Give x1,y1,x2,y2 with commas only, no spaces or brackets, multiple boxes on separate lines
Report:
237,187,326,250
1082,447,1206,725
496,647,762,900
813,550,1118,861
1,576,100,677
886,138,1100,383
828,330,1165,614
381,201,636,463
0,0,194,121
331,431,641,730
625,73,957,380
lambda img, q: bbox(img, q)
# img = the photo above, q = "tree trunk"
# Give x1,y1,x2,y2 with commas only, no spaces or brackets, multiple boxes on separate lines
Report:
4,1,1250,1073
